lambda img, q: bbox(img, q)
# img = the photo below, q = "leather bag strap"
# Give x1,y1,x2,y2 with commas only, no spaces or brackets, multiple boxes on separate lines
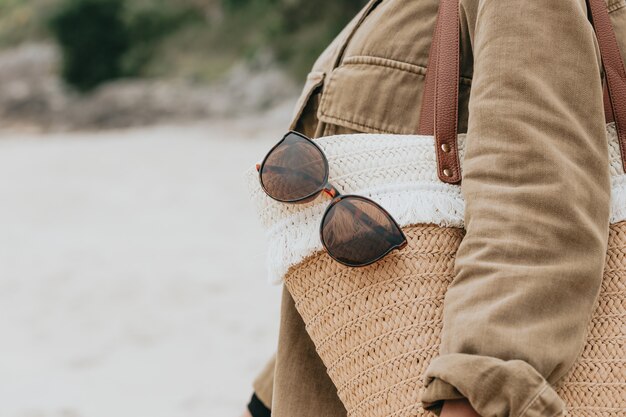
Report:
418,0,626,184
417,6,442,137
587,0,626,171
417,0,461,183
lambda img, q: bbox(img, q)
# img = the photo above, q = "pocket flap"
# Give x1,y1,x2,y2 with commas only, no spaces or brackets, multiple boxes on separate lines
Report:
318,56,470,135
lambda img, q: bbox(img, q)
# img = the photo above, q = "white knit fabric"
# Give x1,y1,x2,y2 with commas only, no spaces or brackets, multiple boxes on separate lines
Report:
245,122,626,285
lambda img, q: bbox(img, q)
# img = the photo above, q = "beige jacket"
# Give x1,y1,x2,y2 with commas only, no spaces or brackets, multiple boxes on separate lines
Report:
250,0,626,416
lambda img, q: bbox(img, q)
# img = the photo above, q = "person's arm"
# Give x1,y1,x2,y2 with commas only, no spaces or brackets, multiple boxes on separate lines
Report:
421,0,611,416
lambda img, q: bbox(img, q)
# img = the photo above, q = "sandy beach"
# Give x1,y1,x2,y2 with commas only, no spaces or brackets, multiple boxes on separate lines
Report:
0,109,290,417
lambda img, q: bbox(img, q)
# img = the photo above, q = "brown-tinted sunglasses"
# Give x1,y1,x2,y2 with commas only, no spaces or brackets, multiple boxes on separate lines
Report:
256,131,407,267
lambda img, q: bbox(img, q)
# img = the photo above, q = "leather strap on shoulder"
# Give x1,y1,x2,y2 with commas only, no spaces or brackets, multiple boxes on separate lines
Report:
587,0,626,172
433,0,462,183
419,0,626,184
416,0,462,184
417,7,441,136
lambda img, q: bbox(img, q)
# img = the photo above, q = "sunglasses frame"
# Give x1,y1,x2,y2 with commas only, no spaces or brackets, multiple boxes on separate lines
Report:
319,194,408,267
257,130,408,267
258,130,331,204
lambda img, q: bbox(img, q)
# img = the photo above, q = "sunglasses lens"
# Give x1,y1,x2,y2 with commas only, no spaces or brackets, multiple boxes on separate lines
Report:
321,196,406,266
260,132,327,202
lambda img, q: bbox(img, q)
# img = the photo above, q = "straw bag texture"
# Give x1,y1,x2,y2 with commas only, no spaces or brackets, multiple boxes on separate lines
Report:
245,124,626,417
246,0,626,415
286,225,626,417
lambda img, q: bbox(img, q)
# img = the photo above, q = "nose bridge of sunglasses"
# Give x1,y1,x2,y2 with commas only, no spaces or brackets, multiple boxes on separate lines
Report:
322,183,340,199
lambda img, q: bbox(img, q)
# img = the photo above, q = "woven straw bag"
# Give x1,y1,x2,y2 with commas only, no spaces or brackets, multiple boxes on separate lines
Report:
246,1,626,416
246,124,626,416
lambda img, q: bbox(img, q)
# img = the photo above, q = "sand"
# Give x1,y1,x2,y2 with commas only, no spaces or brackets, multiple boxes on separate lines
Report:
0,109,290,417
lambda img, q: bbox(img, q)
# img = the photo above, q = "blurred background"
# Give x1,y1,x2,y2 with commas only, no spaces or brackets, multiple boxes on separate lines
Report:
0,0,366,416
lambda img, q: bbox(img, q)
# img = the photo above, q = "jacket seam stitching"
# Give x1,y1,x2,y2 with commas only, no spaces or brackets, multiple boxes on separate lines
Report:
317,112,398,134
343,55,428,75
609,1,626,13
331,0,382,68
517,381,549,417
342,55,473,85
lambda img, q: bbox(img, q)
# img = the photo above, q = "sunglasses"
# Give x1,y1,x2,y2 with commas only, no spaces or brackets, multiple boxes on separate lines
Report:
256,131,408,267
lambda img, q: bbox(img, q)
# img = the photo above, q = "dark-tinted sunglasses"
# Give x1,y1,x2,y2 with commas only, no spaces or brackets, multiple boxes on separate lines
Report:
256,131,408,267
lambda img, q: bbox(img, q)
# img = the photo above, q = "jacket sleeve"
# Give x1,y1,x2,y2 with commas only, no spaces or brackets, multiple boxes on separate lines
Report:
420,0,611,416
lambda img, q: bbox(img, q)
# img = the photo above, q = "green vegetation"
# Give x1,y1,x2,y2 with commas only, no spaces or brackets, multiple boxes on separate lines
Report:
150,0,368,82
48,0,201,90
49,0,129,91
0,0,368,90
255,0,367,78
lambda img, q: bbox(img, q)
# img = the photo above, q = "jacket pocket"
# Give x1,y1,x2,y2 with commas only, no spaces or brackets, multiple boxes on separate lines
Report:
317,56,471,135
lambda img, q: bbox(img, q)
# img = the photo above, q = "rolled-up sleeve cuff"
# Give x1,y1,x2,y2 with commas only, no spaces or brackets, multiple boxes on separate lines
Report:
419,353,566,417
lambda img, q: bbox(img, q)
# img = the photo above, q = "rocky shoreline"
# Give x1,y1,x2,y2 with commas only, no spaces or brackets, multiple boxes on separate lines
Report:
0,43,298,132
